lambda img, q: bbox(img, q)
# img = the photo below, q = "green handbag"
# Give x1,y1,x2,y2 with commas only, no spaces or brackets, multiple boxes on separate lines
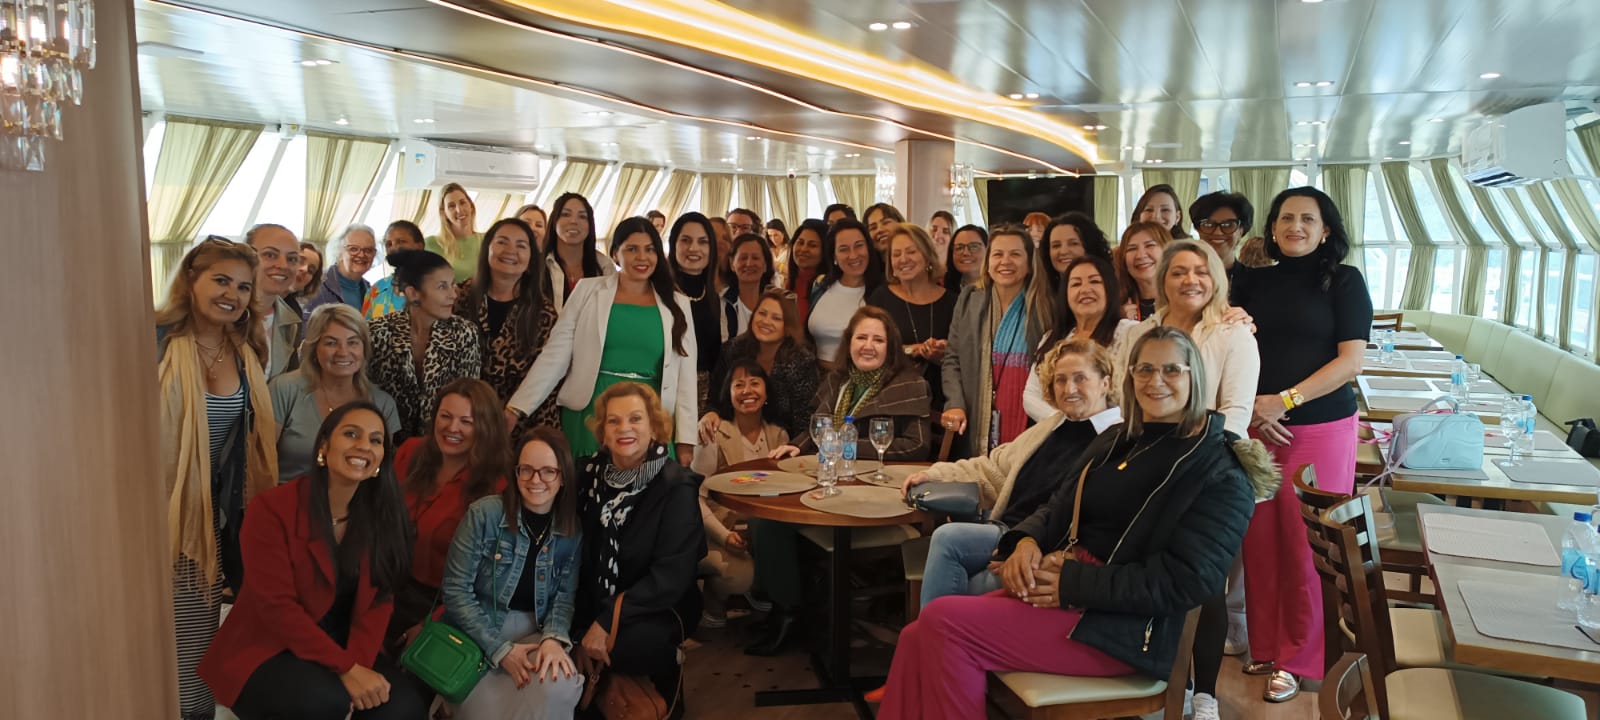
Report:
399,533,509,704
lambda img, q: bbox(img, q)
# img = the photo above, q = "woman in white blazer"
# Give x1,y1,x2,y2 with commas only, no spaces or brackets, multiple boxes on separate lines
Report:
507,216,698,461
542,192,616,314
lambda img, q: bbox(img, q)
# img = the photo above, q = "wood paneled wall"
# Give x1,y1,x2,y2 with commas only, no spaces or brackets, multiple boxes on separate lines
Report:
0,1,178,717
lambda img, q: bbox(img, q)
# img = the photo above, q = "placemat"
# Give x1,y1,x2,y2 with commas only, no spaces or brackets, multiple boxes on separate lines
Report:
1365,377,1432,392
1495,459,1600,487
1364,394,1432,413
1458,573,1600,652
1396,465,1491,481
1410,359,1456,373
1428,378,1507,395
1393,331,1436,345
777,455,882,476
800,484,912,518
1485,430,1575,453
1422,513,1559,566
703,470,817,496
856,464,919,489
1403,350,1457,360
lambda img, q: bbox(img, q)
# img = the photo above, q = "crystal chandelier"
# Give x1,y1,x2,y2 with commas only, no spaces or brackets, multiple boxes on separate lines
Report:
949,162,974,221
873,157,895,203
0,0,97,172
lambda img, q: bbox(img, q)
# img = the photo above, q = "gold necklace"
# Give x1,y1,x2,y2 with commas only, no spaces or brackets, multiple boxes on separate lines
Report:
1116,435,1165,471
195,339,229,380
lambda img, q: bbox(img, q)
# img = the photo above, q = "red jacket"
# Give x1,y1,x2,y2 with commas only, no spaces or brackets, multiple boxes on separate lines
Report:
198,478,393,706
395,437,505,588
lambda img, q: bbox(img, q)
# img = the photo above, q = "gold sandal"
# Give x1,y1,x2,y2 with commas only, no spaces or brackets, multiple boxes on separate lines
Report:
1264,669,1300,703
1241,660,1276,675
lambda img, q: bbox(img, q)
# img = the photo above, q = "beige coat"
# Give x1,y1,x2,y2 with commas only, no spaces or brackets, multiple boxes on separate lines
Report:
920,407,1120,521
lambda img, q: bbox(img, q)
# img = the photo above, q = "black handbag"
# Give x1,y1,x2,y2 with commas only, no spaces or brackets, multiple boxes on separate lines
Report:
907,482,983,522
1566,418,1600,458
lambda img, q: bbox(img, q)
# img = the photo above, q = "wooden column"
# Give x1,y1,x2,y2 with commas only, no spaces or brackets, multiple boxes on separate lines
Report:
0,1,177,717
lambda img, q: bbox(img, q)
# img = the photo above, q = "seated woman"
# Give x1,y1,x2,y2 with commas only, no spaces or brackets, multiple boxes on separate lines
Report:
386,379,512,656
199,402,423,720
689,361,788,628
272,304,402,483
573,383,706,717
901,339,1120,606
875,327,1278,720
442,427,585,720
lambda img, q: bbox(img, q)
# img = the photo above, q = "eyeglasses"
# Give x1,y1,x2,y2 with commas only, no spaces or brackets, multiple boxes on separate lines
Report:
953,242,986,254
515,465,561,483
346,246,378,257
729,223,757,235
1131,362,1191,381
1196,219,1242,232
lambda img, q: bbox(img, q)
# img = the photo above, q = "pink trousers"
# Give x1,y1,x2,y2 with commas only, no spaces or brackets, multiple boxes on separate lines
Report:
1243,413,1357,680
878,590,1134,720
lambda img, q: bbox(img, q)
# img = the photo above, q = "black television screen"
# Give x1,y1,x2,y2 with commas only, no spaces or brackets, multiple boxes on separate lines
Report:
984,176,1095,225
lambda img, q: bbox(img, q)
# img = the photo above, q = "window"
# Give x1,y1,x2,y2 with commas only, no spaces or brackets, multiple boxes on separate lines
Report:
1363,166,1401,307
1409,165,1457,245
1575,253,1597,354
1391,247,1411,309
253,135,309,239
1430,249,1458,312
1515,250,1537,330
1483,248,1505,319
197,133,284,240
1364,247,1392,308
356,149,399,232
1543,251,1566,343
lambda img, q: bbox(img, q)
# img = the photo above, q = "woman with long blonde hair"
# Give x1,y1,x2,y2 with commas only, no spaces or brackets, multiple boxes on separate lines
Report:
156,237,280,720
426,182,481,281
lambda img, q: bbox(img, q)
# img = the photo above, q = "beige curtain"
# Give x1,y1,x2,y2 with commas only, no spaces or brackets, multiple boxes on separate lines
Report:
1465,184,1522,324
1226,166,1289,237
146,116,263,288
1092,175,1120,239
766,176,809,227
699,173,734,218
546,159,609,202
390,189,432,228
303,132,389,246
1381,162,1437,310
974,178,992,225
1321,164,1368,271
605,164,661,228
829,174,875,217
735,174,767,220
655,170,698,220
1139,168,1201,213
1551,179,1600,346
1576,121,1600,178
1427,160,1488,315
472,192,522,224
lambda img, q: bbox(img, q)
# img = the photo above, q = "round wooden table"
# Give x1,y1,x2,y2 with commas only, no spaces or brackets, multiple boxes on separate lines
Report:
708,457,929,718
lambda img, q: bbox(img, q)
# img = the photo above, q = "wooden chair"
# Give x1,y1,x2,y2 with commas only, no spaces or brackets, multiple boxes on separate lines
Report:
1373,312,1404,332
1321,652,1380,720
1293,465,1435,606
988,607,1199,720
1308,494,1586,719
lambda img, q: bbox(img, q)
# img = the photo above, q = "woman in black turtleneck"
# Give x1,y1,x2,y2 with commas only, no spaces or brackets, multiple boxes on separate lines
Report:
667,212,723,415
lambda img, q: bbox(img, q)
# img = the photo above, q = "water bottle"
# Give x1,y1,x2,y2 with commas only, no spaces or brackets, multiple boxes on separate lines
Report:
1579,540,1600,631
1559,512,1594,611
1449,355,1469,401
1379,330,1396,365
839,416,858,480
1519,395,1539,456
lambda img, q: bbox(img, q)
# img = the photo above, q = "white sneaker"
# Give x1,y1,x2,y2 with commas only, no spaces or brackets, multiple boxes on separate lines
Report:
1191,692,1219,720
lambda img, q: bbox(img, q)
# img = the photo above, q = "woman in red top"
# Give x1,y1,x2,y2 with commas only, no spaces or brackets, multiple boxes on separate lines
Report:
199,401,421,719
386,377,512,655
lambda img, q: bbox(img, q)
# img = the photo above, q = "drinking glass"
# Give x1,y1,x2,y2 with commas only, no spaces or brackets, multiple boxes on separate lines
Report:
869,417,894,481
811,413,834,468
1465,363,1482,400
1500,410,1525,465
815,427,844,498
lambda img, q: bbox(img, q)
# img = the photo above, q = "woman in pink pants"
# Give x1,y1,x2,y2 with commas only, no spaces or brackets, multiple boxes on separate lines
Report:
1230,186,1372,702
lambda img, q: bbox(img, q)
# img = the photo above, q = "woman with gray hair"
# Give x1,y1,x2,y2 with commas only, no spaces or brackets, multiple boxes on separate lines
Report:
269,303,402,482
301,223,378,320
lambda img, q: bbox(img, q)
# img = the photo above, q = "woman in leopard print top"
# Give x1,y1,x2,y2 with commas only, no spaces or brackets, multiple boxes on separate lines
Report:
369,250,481,439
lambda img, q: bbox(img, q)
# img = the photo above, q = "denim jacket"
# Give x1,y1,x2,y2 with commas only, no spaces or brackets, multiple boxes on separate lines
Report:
441,495,582,665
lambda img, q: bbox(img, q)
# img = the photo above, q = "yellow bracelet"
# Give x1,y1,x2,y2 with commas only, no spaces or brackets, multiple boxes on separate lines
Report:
1280,391,1296,410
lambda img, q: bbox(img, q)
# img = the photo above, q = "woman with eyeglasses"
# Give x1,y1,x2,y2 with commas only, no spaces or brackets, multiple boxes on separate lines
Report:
700,288,818,439
868,224,957,414
158,238,280,720
441,427,585,719
367,249,481,440
875,327,1275,720
943,224,987,290
543,192,617,314
426,182,482,282
1230,187,1371,702
303,224,377,321
1026,213,1113,361
1131,183,1190,239
807,218,886,370
1189,192,1254,283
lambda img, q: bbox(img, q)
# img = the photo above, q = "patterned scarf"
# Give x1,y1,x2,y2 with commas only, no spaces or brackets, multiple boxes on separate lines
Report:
833,367,886,425
587,441,670,597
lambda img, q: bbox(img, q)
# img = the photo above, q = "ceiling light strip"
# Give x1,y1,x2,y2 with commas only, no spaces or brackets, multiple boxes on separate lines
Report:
423,0,1077,174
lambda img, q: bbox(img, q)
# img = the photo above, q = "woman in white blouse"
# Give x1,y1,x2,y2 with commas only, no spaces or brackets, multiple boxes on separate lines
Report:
806,218,885,370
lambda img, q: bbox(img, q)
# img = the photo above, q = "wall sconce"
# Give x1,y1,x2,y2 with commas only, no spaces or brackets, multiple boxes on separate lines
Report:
0,0,98,172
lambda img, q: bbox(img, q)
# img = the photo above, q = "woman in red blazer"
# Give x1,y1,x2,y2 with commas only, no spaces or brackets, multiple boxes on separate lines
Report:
200,401,424,719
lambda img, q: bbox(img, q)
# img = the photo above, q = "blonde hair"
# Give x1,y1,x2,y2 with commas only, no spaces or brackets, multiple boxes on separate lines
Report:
1037,338,1119,408
155,238,268,360
299,304,374,398
435,182,477,261
885,224,944,285
1154,240,1232,327
1115,221,1174,308
587,382,676,445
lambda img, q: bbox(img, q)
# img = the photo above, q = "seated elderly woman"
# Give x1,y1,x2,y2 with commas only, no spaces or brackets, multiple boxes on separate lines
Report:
875,327,1278,720
901,339,1121,606
573,382,706,718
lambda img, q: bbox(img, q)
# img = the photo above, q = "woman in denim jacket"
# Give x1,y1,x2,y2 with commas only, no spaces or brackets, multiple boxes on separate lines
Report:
442,427,584,719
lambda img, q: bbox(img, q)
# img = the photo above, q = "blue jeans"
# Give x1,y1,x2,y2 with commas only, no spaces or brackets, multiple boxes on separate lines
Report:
920,522,1005,607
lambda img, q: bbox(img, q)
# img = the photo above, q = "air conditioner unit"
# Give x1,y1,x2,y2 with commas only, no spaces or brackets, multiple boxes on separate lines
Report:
1461,102,1573,187
398,140,544,191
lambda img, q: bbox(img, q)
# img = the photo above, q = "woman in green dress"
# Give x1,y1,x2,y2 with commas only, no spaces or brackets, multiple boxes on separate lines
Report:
424,182,482,282
506,216,698,461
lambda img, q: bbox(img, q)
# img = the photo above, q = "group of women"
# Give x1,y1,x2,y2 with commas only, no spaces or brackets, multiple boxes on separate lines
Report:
155,178,1373,720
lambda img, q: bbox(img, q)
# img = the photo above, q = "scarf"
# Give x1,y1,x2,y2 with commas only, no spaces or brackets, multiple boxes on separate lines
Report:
159,332,278,590
833,367,886,425
588,441,670,596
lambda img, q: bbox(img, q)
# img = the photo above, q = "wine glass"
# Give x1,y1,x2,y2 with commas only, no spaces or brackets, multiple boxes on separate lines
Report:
815,427,844,498
810,413,834,470
869,417,893,482
1465,363,1482,401
1500,402,1525,466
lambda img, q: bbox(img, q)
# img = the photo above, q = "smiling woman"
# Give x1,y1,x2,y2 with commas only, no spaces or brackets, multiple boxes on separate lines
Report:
942,226,1042,458
457,217,559,447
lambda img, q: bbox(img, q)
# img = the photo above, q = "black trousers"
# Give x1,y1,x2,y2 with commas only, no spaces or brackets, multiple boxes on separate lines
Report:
230,652,427,720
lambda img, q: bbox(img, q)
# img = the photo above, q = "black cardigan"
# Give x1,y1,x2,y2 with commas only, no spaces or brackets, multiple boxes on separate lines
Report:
996,412,1257,678
575,458,708,633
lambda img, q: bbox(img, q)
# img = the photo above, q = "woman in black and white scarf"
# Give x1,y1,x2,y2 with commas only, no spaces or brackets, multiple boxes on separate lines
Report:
572,382,705,718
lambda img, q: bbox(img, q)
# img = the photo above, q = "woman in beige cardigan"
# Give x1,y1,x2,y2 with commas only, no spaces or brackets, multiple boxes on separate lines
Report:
902,339,1119,606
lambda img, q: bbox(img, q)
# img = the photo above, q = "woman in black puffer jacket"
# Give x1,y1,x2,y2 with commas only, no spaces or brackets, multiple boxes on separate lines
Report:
876,326,1278,720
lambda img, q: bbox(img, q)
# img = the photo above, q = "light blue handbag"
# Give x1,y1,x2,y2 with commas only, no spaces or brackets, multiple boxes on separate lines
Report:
1388,396,1485,470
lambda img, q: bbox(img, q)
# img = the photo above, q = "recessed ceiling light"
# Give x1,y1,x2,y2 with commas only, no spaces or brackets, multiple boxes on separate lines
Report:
868,22,888,31
1295,143,1316,148
299,59,336,67
1083,124,1107,130
1384,156,1395,160
1297,157,1311,162
534,144,546,150
746,135,758,140
735,168,745,172
720,157,734,162
1316,81,1334,87
1430,117,1446,123
584,110,614,118
1301,0,1325,4
891,21,913,30
412,118,434,124
1294,81,1313,88
1147,159,1164,164
602,141,619,147
844,153,862,158
1295,120,1327,126
1399,140,1412,145
1479,72,1502,80
1024,92,1039,100
1008,93,1025,100
1122,145,1135,150
333,117,349,126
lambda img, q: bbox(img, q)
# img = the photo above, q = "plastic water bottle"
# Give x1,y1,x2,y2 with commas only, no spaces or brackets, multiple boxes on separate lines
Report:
1449,355,1469,401
1518,395,1539,456
1579,539,1600,631
1560,512,1594,611
1379,330,1397,365
839,416,858,480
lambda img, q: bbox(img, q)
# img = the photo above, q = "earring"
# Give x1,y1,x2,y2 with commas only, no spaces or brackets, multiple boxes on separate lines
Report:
316,451,326,466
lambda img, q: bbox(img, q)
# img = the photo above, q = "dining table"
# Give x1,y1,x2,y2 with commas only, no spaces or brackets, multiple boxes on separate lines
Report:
1360,349,1459,377
1357,418,1598,506
1369,329,1446,352
707,458,929,719
1355,375,1513,423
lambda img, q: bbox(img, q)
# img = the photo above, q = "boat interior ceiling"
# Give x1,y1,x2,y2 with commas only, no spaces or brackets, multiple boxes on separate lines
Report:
138,0,1600,176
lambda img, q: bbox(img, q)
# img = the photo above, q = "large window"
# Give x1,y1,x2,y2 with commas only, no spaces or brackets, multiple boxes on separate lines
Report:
1544,251,1567,343
1484,248,1505,319
1430,250,1458,313
1363,165,1404,308
1364,247,1393,309
1516,250,1538,330
1575,253,1597,354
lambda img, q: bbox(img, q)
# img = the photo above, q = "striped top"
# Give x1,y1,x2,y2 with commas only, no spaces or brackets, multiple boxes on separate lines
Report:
206,385,247,469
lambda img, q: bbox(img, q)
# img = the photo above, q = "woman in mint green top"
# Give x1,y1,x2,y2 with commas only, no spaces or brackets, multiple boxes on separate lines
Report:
561,303,665,457
428,182,483,281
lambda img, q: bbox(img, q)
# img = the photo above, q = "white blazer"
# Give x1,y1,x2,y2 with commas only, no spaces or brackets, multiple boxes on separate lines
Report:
507,274,699,446
544,250,617,315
